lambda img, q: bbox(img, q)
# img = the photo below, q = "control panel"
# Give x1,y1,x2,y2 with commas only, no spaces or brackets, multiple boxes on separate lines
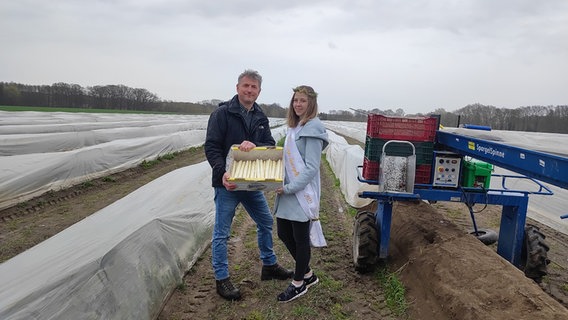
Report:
432,151,462,188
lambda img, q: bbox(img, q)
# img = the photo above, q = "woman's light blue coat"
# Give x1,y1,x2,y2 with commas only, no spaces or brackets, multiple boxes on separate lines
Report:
274,117,329,222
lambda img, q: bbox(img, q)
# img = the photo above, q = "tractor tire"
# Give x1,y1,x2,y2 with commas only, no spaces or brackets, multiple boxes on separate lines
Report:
521,224,550,283
469,228,498,245
353,211,379,273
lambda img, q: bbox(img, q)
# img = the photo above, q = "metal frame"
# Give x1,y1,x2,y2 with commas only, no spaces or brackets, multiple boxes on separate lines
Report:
356,128,566,268
436,131,568,189
358,186,541,267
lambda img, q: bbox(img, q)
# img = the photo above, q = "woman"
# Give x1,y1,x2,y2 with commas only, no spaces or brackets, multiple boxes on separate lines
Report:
274,85,329,302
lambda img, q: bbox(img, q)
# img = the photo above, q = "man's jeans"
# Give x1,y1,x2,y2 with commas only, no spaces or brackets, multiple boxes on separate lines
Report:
212,187,277,280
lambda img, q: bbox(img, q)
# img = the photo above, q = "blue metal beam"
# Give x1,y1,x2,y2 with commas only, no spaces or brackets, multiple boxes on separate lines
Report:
375,201,393,259
436,131,568,189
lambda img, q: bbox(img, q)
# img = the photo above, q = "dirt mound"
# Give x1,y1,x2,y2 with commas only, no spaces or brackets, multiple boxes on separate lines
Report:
389,201,568,319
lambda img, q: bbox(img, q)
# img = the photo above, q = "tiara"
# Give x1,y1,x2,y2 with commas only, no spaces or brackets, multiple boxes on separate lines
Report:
293,86,318,98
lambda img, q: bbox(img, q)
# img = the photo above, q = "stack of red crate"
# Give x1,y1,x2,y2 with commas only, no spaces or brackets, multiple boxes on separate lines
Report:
362,114,438,184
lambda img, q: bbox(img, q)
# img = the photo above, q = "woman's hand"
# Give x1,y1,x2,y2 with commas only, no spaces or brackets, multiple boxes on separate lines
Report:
275,187,283,195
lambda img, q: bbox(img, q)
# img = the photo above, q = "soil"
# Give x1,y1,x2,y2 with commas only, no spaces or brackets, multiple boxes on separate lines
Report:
1,145,567,320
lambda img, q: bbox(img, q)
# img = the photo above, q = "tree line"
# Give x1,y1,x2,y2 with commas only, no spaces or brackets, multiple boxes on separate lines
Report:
1,81,566,133
431,104,568,133
1,82,161,111
319,105,568,134
0,82,288,116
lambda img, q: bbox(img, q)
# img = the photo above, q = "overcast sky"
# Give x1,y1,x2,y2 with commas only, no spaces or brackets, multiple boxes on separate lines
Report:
2,0,567,114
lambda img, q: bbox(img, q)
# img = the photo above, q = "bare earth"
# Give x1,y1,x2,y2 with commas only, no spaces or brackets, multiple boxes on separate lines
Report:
1,146,567,320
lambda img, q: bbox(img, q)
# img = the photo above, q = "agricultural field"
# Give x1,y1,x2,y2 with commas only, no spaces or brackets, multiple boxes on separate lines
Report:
1,110,567,319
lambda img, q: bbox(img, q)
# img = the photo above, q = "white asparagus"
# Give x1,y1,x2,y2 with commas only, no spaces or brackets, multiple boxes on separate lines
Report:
231,160,237,178
230,161,236,177
230,157,284,180
247,160,251,179
243,161,249,178
271,159,277,180
240,160,246,179
236,160,243,179
270,159,275,180
230,160,236,178
234,160,240,179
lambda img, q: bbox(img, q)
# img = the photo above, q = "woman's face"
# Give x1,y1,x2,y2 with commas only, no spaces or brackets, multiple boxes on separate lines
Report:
292,92,309,117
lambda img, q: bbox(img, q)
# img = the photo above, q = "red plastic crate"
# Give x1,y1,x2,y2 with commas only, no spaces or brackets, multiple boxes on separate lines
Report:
364,159,432,184
362,157,379,181
366,114,437,142
415,164,432,184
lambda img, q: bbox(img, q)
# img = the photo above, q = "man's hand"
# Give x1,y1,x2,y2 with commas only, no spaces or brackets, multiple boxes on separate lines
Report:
222,172,237,190
238,140,256,152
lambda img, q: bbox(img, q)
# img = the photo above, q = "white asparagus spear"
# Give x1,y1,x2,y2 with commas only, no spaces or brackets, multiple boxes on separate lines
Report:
231,160,237,178
243,160,249,179
271,159,277,180
235,160,243,179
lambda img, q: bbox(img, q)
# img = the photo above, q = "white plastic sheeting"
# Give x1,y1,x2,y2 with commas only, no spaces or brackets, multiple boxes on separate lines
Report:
0,111,210,210
0,162,215,320
0,111,287,210
1,123,206,156
323,131,374,208
323,120,367,143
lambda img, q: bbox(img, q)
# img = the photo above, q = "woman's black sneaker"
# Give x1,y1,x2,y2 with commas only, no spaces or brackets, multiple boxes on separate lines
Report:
277,282,307,303
304,273,319,289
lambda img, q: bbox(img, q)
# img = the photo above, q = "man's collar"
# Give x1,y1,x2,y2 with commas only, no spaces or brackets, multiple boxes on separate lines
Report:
240,103,255,113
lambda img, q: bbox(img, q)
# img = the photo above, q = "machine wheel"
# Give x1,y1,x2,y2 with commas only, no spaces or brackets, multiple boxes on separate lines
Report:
521,224,550,283
353,211,379,273
469,228,498,245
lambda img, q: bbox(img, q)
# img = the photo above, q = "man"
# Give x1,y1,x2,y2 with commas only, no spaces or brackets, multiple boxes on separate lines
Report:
204,69,293,301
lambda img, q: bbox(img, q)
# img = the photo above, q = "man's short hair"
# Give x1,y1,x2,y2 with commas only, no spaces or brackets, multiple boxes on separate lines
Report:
238,69,262,88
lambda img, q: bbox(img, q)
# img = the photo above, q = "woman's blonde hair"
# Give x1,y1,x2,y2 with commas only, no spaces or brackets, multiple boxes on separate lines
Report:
286,85,318,127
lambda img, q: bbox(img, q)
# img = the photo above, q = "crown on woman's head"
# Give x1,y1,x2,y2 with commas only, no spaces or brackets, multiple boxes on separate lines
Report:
293,85,318,98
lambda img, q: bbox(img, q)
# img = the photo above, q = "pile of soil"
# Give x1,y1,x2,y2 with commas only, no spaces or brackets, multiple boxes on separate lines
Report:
1,146,567,320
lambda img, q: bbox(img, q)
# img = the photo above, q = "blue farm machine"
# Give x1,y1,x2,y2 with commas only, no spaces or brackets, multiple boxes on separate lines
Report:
353,114,568,282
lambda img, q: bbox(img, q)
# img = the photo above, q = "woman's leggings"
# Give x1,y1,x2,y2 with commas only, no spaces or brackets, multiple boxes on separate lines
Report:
276,217,311,282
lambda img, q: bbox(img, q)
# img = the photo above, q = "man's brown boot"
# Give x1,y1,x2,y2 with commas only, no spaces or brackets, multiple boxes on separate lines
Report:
216,277,241,301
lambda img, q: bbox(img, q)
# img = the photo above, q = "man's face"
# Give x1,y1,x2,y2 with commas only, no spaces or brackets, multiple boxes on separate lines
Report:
236,76,261,107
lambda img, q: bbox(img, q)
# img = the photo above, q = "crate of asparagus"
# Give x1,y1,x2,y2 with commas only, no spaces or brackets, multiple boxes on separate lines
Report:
226,145,283,191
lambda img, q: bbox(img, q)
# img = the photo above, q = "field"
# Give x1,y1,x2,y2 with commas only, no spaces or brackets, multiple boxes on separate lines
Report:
1,144,567,319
